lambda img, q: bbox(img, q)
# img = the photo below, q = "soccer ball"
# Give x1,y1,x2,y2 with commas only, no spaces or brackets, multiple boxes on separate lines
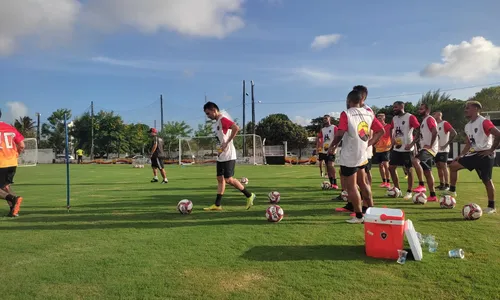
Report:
268,191,281,204
412,192,427,204
340,190,348,201
240,177,249,185
440,195,457,209
386,187,401,198
321,181,331,190
266,205,284,222
177,199,193,215
462,203,482,220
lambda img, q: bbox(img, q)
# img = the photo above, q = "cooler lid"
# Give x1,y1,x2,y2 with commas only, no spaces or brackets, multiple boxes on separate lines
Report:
365,207,405,222
405,219,423,261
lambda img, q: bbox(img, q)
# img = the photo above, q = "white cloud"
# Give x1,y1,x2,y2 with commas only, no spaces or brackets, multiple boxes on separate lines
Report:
310,34,342,50
82,0,245,38
420,36,500,81
293,116,311,126
327,112,341,119
2,102,28,124
0,0,80,56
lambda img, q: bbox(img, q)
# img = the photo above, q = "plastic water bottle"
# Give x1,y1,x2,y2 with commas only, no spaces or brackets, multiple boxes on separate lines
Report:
448,249,465,259
428,241,438,253
397,250,408,264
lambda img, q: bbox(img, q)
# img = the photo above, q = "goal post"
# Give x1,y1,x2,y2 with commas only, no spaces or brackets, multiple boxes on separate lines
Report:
18,138,38,167
179,134,265,165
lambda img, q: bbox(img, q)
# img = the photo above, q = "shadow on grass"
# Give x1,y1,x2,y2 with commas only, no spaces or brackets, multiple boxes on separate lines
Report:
420,217,465,222
241,245,384,263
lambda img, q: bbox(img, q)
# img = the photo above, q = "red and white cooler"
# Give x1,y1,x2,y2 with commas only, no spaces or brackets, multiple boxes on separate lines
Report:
364,207,405,260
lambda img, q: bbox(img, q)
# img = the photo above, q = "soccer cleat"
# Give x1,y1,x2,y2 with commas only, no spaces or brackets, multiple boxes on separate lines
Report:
413,185,427,193
246,193,256,210
484,207,497,214
379,183,387,188
203,204,223,211
151,178,159,183
403,192,412,201
427,196,438,202
346,217,364,224
8,196,23,217
161,178,168,184
436,184,445,191
442,190,457,197
335,204,353,212
330,184,339,190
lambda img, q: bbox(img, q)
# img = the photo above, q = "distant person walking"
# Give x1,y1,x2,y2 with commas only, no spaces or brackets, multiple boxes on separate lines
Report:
76,148,84,164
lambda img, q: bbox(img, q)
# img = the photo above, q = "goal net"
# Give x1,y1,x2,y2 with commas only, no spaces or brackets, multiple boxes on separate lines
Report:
179,134,265,165
18,138,38,167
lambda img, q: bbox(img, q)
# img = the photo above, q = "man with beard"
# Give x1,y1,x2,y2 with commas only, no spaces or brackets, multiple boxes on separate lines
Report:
317,115,339,189
433,111,457,190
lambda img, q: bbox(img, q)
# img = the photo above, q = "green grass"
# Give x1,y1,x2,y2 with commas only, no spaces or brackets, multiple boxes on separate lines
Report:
1,164,499,300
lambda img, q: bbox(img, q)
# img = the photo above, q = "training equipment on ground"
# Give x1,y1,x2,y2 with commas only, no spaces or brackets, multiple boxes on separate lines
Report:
266,205,284,222
386,187,400,198
240,177,249,185
321,181,331,190
177,199,193,215
440,195,457,209
178,134,265,165
412,192,427,204
17,138,38,167
462,203,482,220
268,191,280,204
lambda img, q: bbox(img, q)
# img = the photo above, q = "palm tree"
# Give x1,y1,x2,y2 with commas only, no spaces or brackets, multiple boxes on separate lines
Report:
14,116,36,138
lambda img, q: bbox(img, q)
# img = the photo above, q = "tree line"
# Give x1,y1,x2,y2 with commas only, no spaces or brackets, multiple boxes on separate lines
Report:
8,87,500,158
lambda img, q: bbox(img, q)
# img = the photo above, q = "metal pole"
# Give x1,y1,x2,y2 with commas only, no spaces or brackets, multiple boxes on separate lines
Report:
64,114,71,211
178,137,182,165
36,112,41,146
154,120,157,129
251,81,255,133
160,95,164,133
90,101,94,160
242,80,246,157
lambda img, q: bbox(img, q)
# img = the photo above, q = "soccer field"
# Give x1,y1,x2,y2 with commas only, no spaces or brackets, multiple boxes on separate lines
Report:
1,164,499,299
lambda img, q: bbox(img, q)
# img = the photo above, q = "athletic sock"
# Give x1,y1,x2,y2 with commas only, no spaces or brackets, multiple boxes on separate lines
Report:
215,194,223,206
449,186,456,192
356,212,363,219
445,183,450,188
329,177,334,184
154,176,158,180
439,182,444,187
240,188,252,198
5,194,15,202
419,181,425,186
407,189,412,193
488,200,495,209
362,206,368,213
430,192,436,197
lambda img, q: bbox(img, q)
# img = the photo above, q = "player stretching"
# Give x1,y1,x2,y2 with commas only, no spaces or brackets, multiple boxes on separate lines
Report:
0,110,24,217
389,101,420,200
329,90,384,223
445,101,500,214
317,115,338,189
409,104,439,201
433,111,457,190
203,102,256,211
149,128,168,184
374,113,392,188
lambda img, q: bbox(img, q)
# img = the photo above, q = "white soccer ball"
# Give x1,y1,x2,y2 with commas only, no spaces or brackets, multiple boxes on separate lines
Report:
321,181,331,190
266,205,284,222
412,192,427,204
268,191,281,204
440,195,456,209
177,199,193,215
340,190,348,201
462,203,482,220
386,187,401,198
240,177,249,185
134,164,138,168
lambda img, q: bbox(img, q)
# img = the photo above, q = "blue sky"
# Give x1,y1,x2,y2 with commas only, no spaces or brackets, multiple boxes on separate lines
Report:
1,0,500,131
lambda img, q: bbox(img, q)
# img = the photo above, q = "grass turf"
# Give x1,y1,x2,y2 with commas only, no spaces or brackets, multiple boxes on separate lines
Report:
1,164,499,299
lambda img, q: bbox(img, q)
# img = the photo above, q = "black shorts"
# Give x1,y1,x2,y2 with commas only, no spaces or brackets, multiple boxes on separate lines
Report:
458,154,495,182
418,150,435,171
217,160,236,178
151,156,164,169
389,150,413,169
340,164,367,177
374,151,390,163
365,158,372,172
435,152,448,163
318,153,335,162
0,167,17,188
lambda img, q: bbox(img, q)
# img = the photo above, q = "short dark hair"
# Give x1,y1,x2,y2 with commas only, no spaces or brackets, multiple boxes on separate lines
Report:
421,103,431,110
466,100,482,110
394,101,405,106
203,101,219,111
377,112,385,117
323,114,331,118
347,90,362,104
353,85,368,96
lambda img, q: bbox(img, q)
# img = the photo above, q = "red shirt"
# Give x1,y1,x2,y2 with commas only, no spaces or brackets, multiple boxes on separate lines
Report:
220,117,234,134
442,121,453,133
483,119,495,135
0,122,24,168
426,116,437,130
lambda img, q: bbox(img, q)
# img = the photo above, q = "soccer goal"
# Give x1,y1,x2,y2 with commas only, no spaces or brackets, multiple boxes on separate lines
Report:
18,138,38,167
178,134,265,165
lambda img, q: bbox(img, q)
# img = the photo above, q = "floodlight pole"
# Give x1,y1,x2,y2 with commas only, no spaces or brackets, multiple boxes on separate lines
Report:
64,114,71,211
242,80,246,157
35,112,41,146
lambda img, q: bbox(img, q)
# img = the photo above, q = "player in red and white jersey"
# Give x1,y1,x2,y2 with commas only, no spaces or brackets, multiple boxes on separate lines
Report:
0,109,25,217
388,101,420,200
328,90,385,224
374,113,393,188
317,115,338,189
433,111,457,191
354,85,375,185
446,101,500,214
407,103,439,201
202,102,256,211
315,131,325,177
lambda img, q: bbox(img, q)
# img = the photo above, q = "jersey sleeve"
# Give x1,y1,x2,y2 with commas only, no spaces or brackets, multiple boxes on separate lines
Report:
409,115,420,129
371,118,384,133
426,117,437,130
317,131,323,138
443,121,453,133
338,112,348,131
389,120,394,129
483,119,496,135
13,128,24,144
220,117,235,130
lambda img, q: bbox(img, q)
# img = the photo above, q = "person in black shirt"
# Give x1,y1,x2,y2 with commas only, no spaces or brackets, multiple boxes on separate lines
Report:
149,128,168,184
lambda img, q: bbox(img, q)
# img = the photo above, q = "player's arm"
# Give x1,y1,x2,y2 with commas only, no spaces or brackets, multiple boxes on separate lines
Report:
316,132,322,149
427,117,438,148
479,121,500,157
406,115,421,150
150,137,157,156
221,118,239,146
368,118,385,147
328,113,346,153
455,137,471,160
13,128,25,154
442,122,457,150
